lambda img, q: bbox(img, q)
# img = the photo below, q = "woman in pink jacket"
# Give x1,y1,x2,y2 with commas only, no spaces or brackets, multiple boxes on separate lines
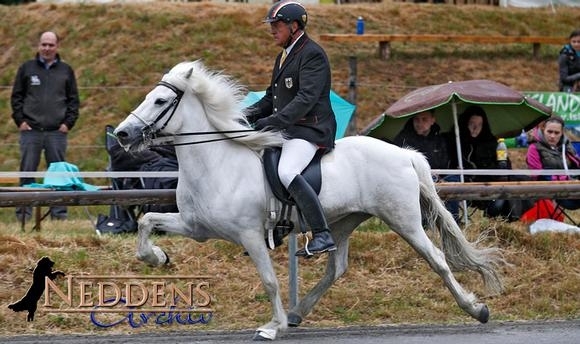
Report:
527,115,580,209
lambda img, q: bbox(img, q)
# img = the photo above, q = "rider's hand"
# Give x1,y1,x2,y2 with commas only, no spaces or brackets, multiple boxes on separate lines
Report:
255,116,280,131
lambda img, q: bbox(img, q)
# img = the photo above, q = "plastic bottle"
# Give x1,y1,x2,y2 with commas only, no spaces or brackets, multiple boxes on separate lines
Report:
496,138,508,170
516,129,528,148
356,16,365,35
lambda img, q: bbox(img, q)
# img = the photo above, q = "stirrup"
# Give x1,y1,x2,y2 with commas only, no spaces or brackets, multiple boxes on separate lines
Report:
295,233,313,257
295,232,336,257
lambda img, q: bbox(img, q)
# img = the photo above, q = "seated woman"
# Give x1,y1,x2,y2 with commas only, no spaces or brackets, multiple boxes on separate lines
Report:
527,115,580,210
453,105,529,221
455,105,502,182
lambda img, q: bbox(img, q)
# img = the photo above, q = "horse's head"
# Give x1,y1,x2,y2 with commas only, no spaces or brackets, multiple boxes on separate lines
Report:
114,62,197,152
115,60,285,153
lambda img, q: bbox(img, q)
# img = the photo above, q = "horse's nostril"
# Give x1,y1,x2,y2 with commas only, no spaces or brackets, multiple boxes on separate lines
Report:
115,131,128,139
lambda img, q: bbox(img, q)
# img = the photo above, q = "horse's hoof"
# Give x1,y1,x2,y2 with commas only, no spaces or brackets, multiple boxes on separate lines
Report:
287,312,302,327
151,246,170,266
252,329,276,341
252,333,271,341
163,250,171,265
477,304,490,323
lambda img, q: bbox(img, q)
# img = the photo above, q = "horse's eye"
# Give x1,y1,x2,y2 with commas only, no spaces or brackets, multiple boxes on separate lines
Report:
155,98,168,106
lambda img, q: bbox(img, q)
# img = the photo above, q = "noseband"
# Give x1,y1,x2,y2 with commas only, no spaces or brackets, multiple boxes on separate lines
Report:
131,80,184,145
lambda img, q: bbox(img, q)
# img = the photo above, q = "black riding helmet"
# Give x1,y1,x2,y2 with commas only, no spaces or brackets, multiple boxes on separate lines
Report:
264,1,308,30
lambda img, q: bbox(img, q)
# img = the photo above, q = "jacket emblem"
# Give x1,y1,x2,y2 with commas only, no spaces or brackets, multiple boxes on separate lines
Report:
284,77,293,89
30,75,41,86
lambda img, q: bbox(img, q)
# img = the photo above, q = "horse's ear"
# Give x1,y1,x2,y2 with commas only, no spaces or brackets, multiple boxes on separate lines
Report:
185,68,193,79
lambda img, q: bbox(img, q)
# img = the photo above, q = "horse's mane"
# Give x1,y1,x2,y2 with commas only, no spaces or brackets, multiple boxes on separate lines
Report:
164,60,285,150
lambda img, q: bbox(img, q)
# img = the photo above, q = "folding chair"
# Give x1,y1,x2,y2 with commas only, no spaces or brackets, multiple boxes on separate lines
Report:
102,125,178,223
97,125,142,234
520,199,565,224
552,200,580,226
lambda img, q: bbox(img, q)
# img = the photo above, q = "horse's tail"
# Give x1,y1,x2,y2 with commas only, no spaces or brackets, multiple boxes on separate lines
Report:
410,152,505,295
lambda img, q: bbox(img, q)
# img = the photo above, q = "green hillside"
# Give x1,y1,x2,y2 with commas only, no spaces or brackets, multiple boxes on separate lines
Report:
0,2,578,175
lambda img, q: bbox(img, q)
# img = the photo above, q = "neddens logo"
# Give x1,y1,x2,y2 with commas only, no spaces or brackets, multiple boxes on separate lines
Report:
8,257,214,328
46,275,214,328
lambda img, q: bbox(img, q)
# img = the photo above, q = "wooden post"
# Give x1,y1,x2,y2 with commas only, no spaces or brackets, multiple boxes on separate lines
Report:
34,206,41,231
379,41,391,60
533,43,540,59
346,56,358,136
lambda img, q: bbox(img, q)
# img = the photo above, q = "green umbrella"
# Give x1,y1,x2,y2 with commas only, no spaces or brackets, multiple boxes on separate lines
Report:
363,79,552,143
363,79,553,223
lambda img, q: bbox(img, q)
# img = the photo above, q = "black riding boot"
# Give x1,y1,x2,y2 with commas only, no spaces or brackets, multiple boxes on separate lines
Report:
287,175,336,256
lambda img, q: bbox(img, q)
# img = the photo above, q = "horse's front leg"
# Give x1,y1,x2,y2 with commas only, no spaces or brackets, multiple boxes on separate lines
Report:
136,212,185,266
241,234,287,341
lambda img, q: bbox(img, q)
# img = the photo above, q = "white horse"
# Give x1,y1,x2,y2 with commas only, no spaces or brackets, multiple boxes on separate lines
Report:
114,60,504,341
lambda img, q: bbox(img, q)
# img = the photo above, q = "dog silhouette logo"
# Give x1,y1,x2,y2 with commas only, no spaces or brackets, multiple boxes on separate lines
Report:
8,256,65,321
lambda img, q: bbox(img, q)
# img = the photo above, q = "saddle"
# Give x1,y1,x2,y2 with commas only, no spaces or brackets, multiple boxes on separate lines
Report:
263,147,322,203
262,147,323,249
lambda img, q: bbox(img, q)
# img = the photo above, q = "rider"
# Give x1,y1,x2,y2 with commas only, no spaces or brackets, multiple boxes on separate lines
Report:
246,1,337,257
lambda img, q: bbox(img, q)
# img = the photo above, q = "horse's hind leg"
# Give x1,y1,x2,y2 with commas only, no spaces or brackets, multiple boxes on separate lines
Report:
288,214,368,327
389,220,489,323
136,212,187,266
287,245,347,327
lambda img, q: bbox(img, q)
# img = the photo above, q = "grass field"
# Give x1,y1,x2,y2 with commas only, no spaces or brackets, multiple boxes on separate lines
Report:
0,206,579,336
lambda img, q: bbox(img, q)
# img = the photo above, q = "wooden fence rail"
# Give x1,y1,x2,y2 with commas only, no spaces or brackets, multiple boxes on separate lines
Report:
2,181,579,231
1,181,579,207
0,189,176,208
318,33,566,59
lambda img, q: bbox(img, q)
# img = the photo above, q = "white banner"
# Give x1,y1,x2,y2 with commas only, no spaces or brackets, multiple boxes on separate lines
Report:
501,0,580,7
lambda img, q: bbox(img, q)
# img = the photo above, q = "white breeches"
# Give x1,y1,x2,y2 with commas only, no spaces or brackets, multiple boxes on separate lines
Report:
278,138,318,188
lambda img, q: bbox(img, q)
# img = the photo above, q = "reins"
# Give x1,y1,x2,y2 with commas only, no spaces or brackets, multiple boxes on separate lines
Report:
151,131,254,148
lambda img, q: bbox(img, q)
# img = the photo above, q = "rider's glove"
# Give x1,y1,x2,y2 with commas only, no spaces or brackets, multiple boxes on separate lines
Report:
254,116,282,131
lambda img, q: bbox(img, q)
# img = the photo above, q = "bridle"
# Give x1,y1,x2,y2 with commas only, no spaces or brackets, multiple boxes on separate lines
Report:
130,80,255,148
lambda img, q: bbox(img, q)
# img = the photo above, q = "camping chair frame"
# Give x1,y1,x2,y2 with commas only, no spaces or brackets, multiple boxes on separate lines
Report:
552,201,580,226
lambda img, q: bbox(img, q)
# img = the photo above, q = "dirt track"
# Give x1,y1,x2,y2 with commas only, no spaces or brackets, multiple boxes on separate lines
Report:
1,320,578,343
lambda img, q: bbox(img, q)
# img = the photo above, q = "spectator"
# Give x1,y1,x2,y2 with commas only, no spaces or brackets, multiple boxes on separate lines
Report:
108,140,179,213
11,31,79,221
246,1,336,257
393,110,460,222
527,115,580,210
454,105,502,181
454,105,530,221
97,140,179,234
558,29,580,93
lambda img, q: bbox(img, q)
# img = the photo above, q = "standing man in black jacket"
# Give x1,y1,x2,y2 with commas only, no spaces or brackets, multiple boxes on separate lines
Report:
247,1,337,257
11,31,80,221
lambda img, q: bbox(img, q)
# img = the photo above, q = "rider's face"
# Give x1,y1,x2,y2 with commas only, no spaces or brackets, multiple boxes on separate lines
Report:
270,21,291,48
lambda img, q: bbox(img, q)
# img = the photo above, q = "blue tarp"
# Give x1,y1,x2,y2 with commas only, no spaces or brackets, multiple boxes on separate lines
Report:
25,161,99,191
242,90,356,140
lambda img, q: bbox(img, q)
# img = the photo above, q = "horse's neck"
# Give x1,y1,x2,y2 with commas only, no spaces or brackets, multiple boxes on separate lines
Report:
174,94,266,189
175,140,264,187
